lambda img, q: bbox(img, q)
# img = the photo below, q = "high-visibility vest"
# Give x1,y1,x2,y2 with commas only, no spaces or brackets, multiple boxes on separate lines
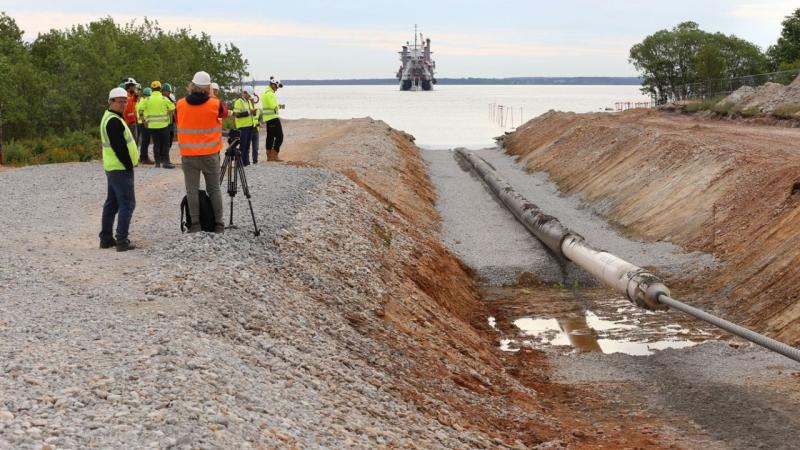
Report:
233,97,255,129
100,110,139,171
176,97,223,157
142,91,174,129
124,93,138,125
136,98,147,124
262,88,279,122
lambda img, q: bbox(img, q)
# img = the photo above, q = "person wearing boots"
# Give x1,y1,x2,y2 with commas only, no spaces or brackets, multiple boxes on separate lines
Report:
99,87,139,252
137,87,154,164
176,71,229,233
262,77,284,162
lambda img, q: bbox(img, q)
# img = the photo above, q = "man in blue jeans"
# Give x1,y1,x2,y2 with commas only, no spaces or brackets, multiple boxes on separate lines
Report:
99,87,140,252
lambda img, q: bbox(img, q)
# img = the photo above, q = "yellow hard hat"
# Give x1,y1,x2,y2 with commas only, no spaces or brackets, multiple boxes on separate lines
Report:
150,80,161,89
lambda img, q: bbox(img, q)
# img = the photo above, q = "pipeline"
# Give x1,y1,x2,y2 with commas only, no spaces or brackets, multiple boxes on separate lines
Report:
455,148,800,363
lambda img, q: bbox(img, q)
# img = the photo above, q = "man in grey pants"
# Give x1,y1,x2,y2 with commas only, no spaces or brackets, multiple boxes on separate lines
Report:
175,71,229,233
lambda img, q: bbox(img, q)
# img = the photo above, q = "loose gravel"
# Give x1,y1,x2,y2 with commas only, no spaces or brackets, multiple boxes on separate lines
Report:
0,134,495,448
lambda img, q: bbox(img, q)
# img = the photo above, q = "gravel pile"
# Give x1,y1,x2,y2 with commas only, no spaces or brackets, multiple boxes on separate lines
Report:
0,133,494,448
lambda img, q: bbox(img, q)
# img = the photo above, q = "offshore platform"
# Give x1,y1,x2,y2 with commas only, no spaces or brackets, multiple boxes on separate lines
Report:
396,25,437,91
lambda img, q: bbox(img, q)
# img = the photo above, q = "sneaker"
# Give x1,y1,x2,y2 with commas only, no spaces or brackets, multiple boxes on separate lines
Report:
162,163,176,169
214,223,225,234
116,240,136,252
99,238,116,249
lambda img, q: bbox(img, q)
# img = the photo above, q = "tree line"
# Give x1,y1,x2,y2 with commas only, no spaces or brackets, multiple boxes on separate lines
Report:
630,9,800,103
0,13,248,145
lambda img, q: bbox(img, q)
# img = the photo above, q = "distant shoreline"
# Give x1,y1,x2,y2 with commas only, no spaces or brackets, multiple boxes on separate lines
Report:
250,77,642,86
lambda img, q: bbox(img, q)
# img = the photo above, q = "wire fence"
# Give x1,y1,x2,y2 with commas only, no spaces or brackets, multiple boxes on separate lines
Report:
660,68,800,104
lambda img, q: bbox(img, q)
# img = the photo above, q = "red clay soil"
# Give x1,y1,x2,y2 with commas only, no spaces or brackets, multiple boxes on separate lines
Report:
501,109,800,345
283,119,675,448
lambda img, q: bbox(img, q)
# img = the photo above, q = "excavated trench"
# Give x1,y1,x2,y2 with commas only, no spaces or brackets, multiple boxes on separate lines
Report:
424,145,800,448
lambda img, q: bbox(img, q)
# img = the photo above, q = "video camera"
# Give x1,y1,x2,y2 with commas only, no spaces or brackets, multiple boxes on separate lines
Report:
226,128,240,146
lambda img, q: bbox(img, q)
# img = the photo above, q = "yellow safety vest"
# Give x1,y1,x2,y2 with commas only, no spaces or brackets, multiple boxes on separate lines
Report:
142,91,174,129
262,88,279,122
100,110,139,171
233,97,255,129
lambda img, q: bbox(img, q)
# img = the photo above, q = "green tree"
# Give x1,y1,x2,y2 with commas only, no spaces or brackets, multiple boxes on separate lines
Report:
630,21,767,103
767,8,800,69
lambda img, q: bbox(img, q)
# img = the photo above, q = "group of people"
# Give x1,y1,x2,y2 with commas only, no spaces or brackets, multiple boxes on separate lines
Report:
99,71,285,251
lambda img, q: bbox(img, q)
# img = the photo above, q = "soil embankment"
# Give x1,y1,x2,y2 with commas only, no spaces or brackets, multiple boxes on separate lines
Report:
501,109,800,344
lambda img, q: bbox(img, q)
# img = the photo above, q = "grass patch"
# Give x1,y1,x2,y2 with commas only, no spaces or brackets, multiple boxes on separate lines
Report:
685,96,725,113
1,130,100,167
773,103,800,119
740,106,762,117
711,101,737,115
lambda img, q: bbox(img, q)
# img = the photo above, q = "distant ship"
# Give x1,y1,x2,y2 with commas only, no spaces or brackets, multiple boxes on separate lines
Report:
397,25,436,91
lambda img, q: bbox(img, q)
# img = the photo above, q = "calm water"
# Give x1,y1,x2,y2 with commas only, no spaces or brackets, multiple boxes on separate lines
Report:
256,85,649,149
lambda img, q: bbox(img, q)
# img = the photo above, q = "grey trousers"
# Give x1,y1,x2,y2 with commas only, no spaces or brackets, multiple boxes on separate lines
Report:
181,153,224,226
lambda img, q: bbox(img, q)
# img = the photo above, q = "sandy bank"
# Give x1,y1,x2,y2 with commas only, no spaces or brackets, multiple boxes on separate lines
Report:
501,109,800,345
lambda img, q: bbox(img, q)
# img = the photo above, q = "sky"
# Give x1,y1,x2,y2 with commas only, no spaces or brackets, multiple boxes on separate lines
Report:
1,0,797,79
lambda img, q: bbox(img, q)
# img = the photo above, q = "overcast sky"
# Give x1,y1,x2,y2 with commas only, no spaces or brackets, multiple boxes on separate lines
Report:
1,0,797,79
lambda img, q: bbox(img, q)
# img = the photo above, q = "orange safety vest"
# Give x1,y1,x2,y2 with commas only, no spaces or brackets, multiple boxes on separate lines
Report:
124,93,138,125
176,97,223,157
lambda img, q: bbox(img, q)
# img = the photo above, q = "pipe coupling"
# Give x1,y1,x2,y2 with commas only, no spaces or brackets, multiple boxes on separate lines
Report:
626,270,670,311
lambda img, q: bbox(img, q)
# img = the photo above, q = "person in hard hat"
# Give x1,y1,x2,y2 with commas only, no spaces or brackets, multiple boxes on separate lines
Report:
163,82,177,148
141,80,176,169
137,87,154,164
176,71,229,233
122,77,140,142
99,87,140,252
210,82,219,98
262,77,285,162
233,86,258,165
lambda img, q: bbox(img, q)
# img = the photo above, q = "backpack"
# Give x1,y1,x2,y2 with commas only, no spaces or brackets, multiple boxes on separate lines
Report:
180,190,216,232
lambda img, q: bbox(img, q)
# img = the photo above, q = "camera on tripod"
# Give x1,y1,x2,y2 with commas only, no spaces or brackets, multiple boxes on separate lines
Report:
226,128,241,146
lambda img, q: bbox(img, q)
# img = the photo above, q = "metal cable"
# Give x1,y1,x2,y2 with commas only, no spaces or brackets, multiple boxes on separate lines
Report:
658,295,800,363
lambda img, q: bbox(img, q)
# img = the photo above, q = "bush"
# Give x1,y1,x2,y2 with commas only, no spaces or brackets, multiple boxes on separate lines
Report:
773,103,800,119
685,96,726,113
740,106,762,117
1,129,100,167
712,101,737,115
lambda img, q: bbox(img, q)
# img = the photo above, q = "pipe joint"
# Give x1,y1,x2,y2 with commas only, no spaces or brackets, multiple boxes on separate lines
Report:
626,270,670,311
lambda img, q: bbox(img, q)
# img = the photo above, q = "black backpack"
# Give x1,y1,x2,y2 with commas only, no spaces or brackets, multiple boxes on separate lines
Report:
180,190,216,232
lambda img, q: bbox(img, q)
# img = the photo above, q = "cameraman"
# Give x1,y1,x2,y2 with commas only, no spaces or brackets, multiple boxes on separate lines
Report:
176,71,229,233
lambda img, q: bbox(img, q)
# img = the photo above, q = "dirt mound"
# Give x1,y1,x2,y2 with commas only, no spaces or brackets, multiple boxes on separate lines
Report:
501,109,800,345
721,74,800,114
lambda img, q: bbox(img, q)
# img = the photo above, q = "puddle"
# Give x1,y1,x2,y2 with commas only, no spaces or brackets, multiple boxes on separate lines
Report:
483,287,726,356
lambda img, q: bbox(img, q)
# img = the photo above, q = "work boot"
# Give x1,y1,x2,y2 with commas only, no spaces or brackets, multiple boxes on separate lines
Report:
273,150,283,162
116,240,136,252
162,162,176,169
99,238,117,249
154,161,161,168
140,158,154,165
214,223,225,234
187,224,202,233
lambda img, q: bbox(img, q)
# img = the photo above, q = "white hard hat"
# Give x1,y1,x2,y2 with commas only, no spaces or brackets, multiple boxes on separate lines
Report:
192,71,212,87
210,82,219,90
269,77,282,87
243,86,254,95
108,87,128,100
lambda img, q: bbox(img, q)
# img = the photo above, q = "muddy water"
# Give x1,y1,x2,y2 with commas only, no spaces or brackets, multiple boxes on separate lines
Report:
483,287,726,356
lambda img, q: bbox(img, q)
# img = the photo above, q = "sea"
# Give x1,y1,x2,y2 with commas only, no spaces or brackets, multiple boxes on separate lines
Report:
255,85,650,149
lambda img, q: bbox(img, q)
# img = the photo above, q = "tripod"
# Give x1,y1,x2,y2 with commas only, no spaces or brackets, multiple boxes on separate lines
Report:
219,137,261,236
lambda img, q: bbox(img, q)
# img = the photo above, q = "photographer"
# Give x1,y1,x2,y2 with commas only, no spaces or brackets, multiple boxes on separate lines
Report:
176,71,229,233
262,77,284,162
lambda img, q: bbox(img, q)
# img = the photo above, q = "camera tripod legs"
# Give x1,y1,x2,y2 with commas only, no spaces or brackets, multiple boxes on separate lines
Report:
220,147,261,237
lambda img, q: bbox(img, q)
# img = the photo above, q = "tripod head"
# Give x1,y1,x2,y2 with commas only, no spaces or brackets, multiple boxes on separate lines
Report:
224,129,241,157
